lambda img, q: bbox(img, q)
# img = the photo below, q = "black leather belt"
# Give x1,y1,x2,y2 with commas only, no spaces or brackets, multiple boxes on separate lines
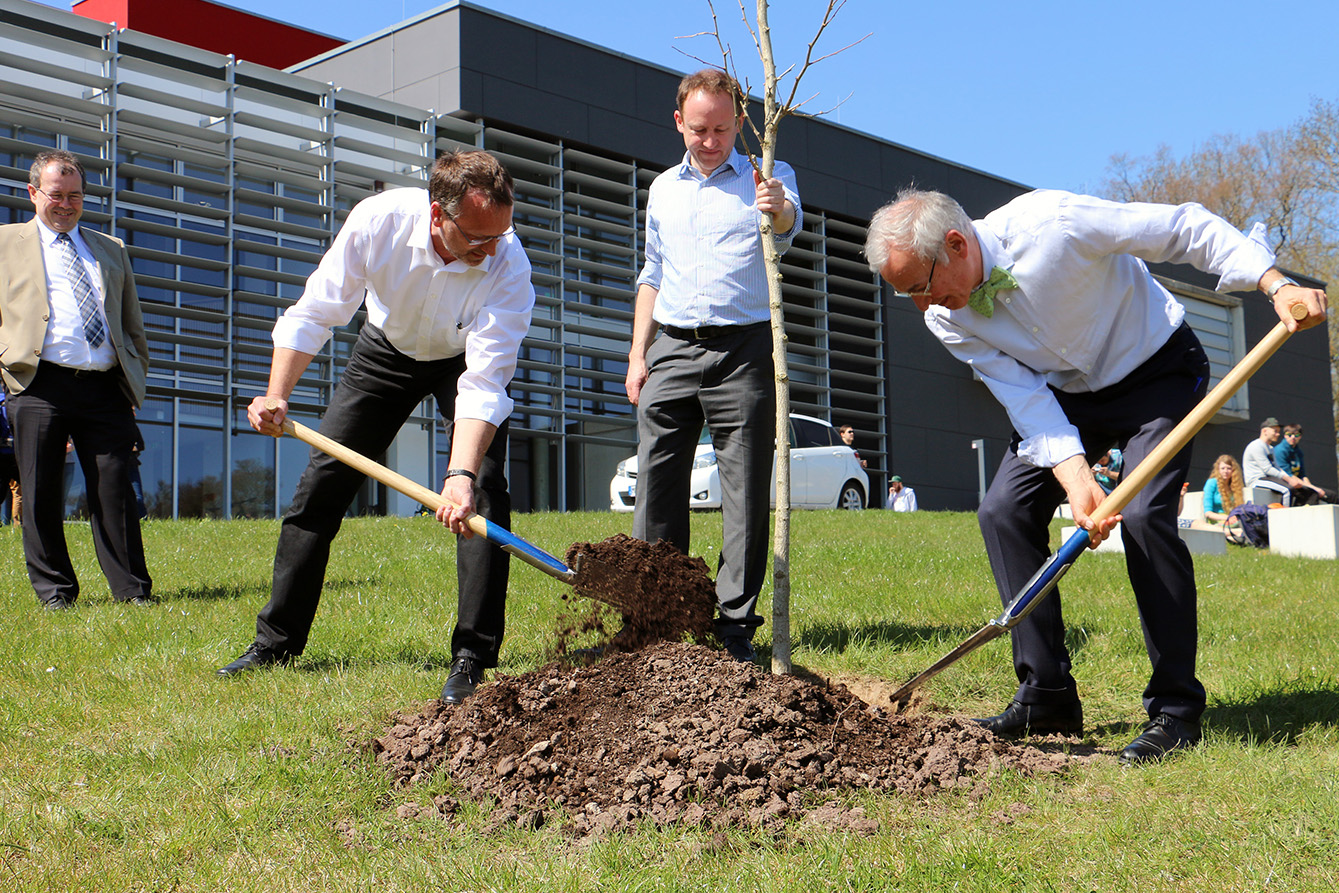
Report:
662,321,767,341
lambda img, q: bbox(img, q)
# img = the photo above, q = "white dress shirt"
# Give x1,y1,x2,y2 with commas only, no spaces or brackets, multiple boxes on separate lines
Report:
926,191,1275,468
36,220,118,371
637,148,801,327
272,187,535,425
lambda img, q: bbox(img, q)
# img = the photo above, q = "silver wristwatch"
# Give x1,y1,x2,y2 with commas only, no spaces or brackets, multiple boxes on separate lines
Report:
1264,275,1298,299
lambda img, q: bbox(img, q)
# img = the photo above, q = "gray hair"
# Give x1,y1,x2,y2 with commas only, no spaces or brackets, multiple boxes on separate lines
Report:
864,188,974,273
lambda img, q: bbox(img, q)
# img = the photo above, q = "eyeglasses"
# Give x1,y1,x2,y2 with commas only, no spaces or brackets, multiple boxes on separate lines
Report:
894,255,937,300
36,188,85,205
1285,433,1302,439
447,214,514,247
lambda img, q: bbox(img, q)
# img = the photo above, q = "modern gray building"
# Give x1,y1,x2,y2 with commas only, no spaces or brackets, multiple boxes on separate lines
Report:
1,0,1332,519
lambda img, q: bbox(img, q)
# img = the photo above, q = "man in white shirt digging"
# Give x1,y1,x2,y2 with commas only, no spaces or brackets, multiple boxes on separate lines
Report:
865,188,1326,763
218,150,535,707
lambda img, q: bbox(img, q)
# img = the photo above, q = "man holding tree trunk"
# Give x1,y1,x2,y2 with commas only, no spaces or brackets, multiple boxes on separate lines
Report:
625,69,800,663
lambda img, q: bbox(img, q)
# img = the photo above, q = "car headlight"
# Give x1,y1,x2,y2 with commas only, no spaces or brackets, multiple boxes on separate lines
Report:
692,450,717,470
616,460,627,476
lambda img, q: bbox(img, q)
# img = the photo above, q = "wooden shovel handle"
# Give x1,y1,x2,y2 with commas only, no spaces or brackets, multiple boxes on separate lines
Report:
1091,302,1309,524
262,397,490,539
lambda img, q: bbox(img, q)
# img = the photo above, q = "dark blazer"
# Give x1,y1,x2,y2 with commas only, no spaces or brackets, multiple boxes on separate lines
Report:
0,219,150,406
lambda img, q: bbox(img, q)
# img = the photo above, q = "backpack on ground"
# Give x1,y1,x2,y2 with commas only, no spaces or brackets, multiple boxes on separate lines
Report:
1225,503,1270,548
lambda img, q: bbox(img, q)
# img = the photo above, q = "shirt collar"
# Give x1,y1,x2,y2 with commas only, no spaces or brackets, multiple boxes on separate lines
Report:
674,147,746,181
414,201,495,274
35,218,83,247
972,221,1009,289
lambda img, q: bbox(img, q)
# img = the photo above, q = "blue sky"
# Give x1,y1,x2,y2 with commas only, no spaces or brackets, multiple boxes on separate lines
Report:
50,0,1339,192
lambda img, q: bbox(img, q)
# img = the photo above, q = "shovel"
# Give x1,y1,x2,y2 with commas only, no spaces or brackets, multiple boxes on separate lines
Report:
890,302,1312,706
264,400,637,610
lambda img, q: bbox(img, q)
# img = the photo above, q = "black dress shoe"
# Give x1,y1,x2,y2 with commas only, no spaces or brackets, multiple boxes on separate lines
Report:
1119,714,1201,765
43,597,74,612
441,655,484,704
973,699,1083,737
124,596,156,606
722,635,756,663
216,642,293,677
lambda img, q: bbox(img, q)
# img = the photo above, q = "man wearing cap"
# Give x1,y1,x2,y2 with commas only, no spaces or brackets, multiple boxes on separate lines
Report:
1244,417,1330,506
886,476,917,511
1273,423,1337,504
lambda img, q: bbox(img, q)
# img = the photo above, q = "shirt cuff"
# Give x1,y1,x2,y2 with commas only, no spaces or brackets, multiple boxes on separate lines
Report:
1016,426,1086,468
272,315,333,355
455,389,514,427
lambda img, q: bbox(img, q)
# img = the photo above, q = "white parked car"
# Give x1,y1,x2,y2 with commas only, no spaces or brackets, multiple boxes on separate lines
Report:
609,414,869,512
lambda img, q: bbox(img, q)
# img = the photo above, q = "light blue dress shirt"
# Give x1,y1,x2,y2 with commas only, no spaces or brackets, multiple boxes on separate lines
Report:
637,148,801,327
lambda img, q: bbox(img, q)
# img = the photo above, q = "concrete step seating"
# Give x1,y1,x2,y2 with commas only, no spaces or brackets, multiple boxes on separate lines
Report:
1268,504,1339,560
1057,489,1226,555
1055,490,1339,559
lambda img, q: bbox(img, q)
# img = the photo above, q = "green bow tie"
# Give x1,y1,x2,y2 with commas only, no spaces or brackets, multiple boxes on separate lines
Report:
968,266,1019,318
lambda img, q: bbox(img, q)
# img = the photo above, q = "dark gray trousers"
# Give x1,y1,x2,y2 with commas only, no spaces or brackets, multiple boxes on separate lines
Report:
977,324,1210,722
255,325,511,666
633,324,774,639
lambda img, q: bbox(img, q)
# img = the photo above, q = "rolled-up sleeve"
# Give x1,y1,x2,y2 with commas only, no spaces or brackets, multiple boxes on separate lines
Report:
1063,195,1276,292
455,249,536,425
272,204,373,354
771,161,803,252
636,195,664,292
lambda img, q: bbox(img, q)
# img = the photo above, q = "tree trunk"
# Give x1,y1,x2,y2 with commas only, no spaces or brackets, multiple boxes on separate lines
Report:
754,0,793,675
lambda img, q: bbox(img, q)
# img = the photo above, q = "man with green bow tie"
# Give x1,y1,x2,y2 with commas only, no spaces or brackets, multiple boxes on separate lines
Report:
864,188,1328,764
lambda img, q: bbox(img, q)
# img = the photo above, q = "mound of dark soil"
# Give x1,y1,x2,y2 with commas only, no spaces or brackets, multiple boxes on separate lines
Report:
375,642,1073,836
564,534,717,650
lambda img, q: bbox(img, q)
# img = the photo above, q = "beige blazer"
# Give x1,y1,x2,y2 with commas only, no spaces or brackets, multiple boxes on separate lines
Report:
0,219,150,406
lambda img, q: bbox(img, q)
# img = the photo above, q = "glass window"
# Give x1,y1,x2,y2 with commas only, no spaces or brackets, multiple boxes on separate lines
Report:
231,409,275,518
138,421,173,519
177,401,225,518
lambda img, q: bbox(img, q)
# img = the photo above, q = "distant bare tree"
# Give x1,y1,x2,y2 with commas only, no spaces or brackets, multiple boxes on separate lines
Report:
1102,102,1339,465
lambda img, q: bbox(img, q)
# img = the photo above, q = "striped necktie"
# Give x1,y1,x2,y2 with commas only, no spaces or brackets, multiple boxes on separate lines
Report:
55,232,106,348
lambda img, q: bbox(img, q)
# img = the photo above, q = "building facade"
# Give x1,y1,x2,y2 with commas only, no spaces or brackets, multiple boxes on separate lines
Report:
1,0,1332,519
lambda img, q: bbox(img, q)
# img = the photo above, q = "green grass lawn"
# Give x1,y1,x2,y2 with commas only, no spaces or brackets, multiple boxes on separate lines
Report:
1,510,1336,892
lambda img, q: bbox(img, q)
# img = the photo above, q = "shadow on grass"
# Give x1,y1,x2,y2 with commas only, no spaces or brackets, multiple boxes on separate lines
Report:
1205,681,1339,745
800,618,1099,659
160,576,379,603
799,619,983,653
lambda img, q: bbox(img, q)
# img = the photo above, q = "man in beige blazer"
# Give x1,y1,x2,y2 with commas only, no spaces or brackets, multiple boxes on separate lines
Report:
0,149,153,609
